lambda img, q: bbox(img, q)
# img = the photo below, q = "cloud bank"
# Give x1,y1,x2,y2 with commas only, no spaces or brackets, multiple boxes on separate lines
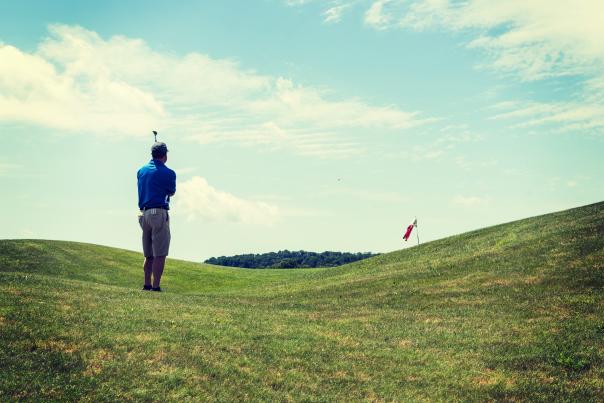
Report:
176,176,280,225
0,24,425,157
290,0,604,135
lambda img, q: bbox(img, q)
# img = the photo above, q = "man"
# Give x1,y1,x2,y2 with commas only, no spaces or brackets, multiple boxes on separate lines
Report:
137,142,176,292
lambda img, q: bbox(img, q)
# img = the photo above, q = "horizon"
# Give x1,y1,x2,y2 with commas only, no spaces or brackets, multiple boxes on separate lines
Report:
7,199,601,262
1,1,603,262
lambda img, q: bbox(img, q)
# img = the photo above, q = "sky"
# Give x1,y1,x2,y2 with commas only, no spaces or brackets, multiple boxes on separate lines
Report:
1,0,602,262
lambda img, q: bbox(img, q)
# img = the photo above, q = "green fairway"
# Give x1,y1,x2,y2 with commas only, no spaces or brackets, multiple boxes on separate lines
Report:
1,202,603,401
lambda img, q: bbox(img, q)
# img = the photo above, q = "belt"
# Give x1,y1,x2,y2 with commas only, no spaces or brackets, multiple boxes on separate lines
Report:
141,206,168,211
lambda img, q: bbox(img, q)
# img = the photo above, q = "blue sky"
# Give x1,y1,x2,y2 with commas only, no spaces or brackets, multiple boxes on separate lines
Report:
1,0,602,261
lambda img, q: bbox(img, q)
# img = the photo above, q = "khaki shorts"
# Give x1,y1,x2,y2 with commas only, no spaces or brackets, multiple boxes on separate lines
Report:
138,208,171,257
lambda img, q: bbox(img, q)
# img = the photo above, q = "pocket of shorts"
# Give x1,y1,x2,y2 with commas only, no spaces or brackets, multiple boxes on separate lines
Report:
138,215,144,229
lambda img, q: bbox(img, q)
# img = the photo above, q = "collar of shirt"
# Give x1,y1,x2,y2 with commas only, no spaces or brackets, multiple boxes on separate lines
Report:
151,159,165,166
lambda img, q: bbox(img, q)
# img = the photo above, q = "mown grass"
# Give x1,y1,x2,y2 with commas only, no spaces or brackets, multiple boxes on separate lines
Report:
1,201,603,401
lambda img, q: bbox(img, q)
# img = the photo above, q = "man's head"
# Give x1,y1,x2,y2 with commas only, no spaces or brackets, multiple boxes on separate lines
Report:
151,142,169,162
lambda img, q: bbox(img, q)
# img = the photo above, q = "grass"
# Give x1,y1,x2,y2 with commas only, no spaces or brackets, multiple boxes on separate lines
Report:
1,201,603,401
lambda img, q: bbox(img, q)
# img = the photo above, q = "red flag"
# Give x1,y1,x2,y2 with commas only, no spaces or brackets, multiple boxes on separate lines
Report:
403,218,417,241
403,224,414,241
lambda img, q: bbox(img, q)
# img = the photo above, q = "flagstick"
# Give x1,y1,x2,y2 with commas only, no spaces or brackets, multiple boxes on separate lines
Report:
416,217,420,246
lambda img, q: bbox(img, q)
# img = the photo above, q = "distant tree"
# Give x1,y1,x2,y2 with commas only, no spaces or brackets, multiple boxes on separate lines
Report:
204,250,379,269
272,258,297,269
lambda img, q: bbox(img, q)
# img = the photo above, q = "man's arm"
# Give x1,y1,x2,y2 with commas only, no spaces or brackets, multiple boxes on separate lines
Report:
167,170,176,196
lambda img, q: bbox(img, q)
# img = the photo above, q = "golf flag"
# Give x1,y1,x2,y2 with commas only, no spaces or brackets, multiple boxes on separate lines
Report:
403,218,417,241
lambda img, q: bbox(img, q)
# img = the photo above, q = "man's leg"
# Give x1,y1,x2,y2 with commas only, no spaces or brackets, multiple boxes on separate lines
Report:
149,209,170,290
140,213,154,289
152,256,166,288
143,257,154,287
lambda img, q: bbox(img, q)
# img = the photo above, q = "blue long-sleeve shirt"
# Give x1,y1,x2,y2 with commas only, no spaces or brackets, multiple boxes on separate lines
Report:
137,159,176,210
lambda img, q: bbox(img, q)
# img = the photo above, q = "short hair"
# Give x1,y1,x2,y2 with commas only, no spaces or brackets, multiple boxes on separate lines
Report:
151,142,168,158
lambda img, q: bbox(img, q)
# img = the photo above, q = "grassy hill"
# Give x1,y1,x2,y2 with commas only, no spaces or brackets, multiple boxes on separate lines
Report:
1,202,603,401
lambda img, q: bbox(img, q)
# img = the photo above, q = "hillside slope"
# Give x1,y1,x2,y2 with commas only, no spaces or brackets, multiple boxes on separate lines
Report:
1,201,603,401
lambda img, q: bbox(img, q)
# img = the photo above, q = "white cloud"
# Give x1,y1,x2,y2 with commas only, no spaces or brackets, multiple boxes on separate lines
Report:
249,77,421,130
289,1,604,135
364,0,394,29
394,1,604,80
173,167,197,176
454,156,498,171
292,1,604,84
0,24,426,157
452,195,487,207
548,175,590,191
324,4,349,24
490,100,604,134
0,41,164,136
386,125,481,162
362,0,604,135
20,228,35,238
175,176,280,225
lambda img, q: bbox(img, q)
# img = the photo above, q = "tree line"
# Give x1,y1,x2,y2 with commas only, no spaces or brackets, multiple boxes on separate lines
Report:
204,250,379,269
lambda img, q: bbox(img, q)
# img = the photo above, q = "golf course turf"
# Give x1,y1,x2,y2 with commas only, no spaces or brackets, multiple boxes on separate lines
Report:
1,201,603,401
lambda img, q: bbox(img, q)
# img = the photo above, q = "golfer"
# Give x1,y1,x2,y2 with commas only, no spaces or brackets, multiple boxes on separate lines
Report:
137,142,176,292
